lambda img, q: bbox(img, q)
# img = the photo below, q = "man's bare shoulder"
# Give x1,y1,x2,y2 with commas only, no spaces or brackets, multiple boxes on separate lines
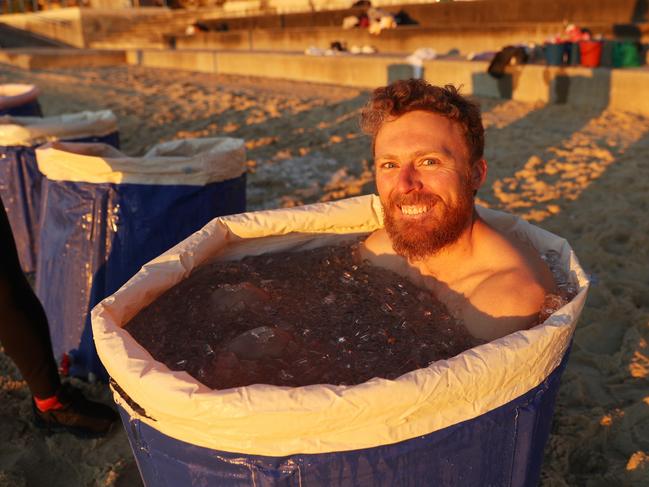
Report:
360,229,410,275
461,221,555,340
362,228,393,255
462,268,548,340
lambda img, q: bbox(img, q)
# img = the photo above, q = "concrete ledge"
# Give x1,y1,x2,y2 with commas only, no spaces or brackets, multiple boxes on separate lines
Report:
125,48,649,116
216,51,404,87
134,49,218,73
126,49,405,87
4,46,648,117
0,8,85,48
176,22,634,56
423,60,649,114
0,48,126,69
188,0,644,29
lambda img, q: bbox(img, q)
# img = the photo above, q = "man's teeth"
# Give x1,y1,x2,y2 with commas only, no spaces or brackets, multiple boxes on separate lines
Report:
400,205,428,215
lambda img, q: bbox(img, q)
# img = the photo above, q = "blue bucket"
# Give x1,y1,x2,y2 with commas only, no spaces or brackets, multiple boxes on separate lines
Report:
93,196,590,487
116,351,570,486
0,111,119,273
36,138,247,380
0,84,42,117
544,43,566,66
117,354,567,487
568,42,581,65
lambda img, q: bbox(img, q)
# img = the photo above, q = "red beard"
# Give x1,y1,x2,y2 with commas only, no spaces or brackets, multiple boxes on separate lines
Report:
382,184,474,261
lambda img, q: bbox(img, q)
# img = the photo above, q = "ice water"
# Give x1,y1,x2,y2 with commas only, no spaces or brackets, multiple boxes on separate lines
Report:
125,243,577,389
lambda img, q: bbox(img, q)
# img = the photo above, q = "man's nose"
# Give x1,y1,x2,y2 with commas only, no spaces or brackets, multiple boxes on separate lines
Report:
397,164,423,193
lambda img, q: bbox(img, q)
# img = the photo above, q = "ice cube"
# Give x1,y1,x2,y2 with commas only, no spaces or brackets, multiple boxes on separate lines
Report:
210,281,270,311
225,326,293,360
340,271,354,284
279,370,294,381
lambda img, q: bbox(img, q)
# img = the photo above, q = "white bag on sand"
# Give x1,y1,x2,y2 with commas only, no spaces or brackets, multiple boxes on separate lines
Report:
0,110,117,146
0,84,40,111
36,137,245,186
92,195,588,456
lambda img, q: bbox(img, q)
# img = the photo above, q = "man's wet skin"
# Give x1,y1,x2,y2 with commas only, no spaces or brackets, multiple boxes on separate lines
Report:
361,110,556,342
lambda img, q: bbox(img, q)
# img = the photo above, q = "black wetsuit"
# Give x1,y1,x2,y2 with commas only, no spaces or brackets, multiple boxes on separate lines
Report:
0,196,60,398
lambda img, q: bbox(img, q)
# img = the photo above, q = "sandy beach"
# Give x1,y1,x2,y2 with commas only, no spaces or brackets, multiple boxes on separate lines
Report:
1,63,648,486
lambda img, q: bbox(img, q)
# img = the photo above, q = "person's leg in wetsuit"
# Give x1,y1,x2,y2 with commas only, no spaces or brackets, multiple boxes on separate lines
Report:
0,196,117,437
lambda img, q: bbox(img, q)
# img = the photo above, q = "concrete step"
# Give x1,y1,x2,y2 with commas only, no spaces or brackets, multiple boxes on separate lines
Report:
173,22,647,57
0,47,125,69
4,45,648,118
0,22,70,48
121,48,649,116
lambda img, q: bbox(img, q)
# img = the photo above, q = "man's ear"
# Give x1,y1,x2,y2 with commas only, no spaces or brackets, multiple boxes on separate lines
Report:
471,159,488,190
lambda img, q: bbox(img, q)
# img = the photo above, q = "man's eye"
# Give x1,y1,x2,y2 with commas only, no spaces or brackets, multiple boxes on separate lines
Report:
421,158,438,166
381,162,397,169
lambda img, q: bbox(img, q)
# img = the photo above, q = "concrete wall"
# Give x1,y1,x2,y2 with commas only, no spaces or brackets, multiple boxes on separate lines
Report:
4,1,646,51
0,7,173,48
0,21,69,47
124,49,402,87
121,48,649,116
216,51,401,86
178,22,603,55
398,0,645,25
88,0,132,8
133,49,218,72
0,48,126,69
0,8,85,47
203,0,647,29
257,0,644,22
422,60,649,115
79,8,172,47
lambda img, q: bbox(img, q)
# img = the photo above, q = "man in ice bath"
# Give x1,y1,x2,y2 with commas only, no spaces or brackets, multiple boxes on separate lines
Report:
360,79,555,341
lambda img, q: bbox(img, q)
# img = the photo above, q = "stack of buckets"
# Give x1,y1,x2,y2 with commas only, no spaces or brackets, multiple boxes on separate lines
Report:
545,39,641,68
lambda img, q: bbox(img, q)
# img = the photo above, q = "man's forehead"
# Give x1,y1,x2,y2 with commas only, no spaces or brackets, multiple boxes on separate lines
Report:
379,110,458,129
374,113,467,159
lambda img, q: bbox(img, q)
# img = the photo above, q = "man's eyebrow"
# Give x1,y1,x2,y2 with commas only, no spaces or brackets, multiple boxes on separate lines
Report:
375,149,452,161
375,153,399,161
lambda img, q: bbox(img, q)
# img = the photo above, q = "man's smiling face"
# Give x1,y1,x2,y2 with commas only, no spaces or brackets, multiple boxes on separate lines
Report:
374,110,478,260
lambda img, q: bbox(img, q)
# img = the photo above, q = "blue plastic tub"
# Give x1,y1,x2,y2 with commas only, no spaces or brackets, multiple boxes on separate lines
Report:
115,351,569,486
0,84,42,117
93,196,589,487
0,111,119,273
544,43,566,66
36,138,247,380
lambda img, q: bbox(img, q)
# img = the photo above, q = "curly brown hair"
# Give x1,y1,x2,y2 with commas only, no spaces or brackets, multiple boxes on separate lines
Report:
360,79,484,164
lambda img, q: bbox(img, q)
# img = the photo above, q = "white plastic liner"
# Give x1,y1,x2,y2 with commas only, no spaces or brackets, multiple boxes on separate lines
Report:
0,84,39,111
35,137,246,186
92,195,589,456
0,110,118,146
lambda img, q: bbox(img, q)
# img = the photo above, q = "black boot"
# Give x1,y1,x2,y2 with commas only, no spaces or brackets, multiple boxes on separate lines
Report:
33,383,119,438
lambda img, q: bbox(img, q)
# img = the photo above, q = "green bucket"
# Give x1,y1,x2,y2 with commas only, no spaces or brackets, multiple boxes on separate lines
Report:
613,41,641,68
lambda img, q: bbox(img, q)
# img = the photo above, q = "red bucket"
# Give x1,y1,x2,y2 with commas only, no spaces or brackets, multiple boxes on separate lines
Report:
579,41,603,67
